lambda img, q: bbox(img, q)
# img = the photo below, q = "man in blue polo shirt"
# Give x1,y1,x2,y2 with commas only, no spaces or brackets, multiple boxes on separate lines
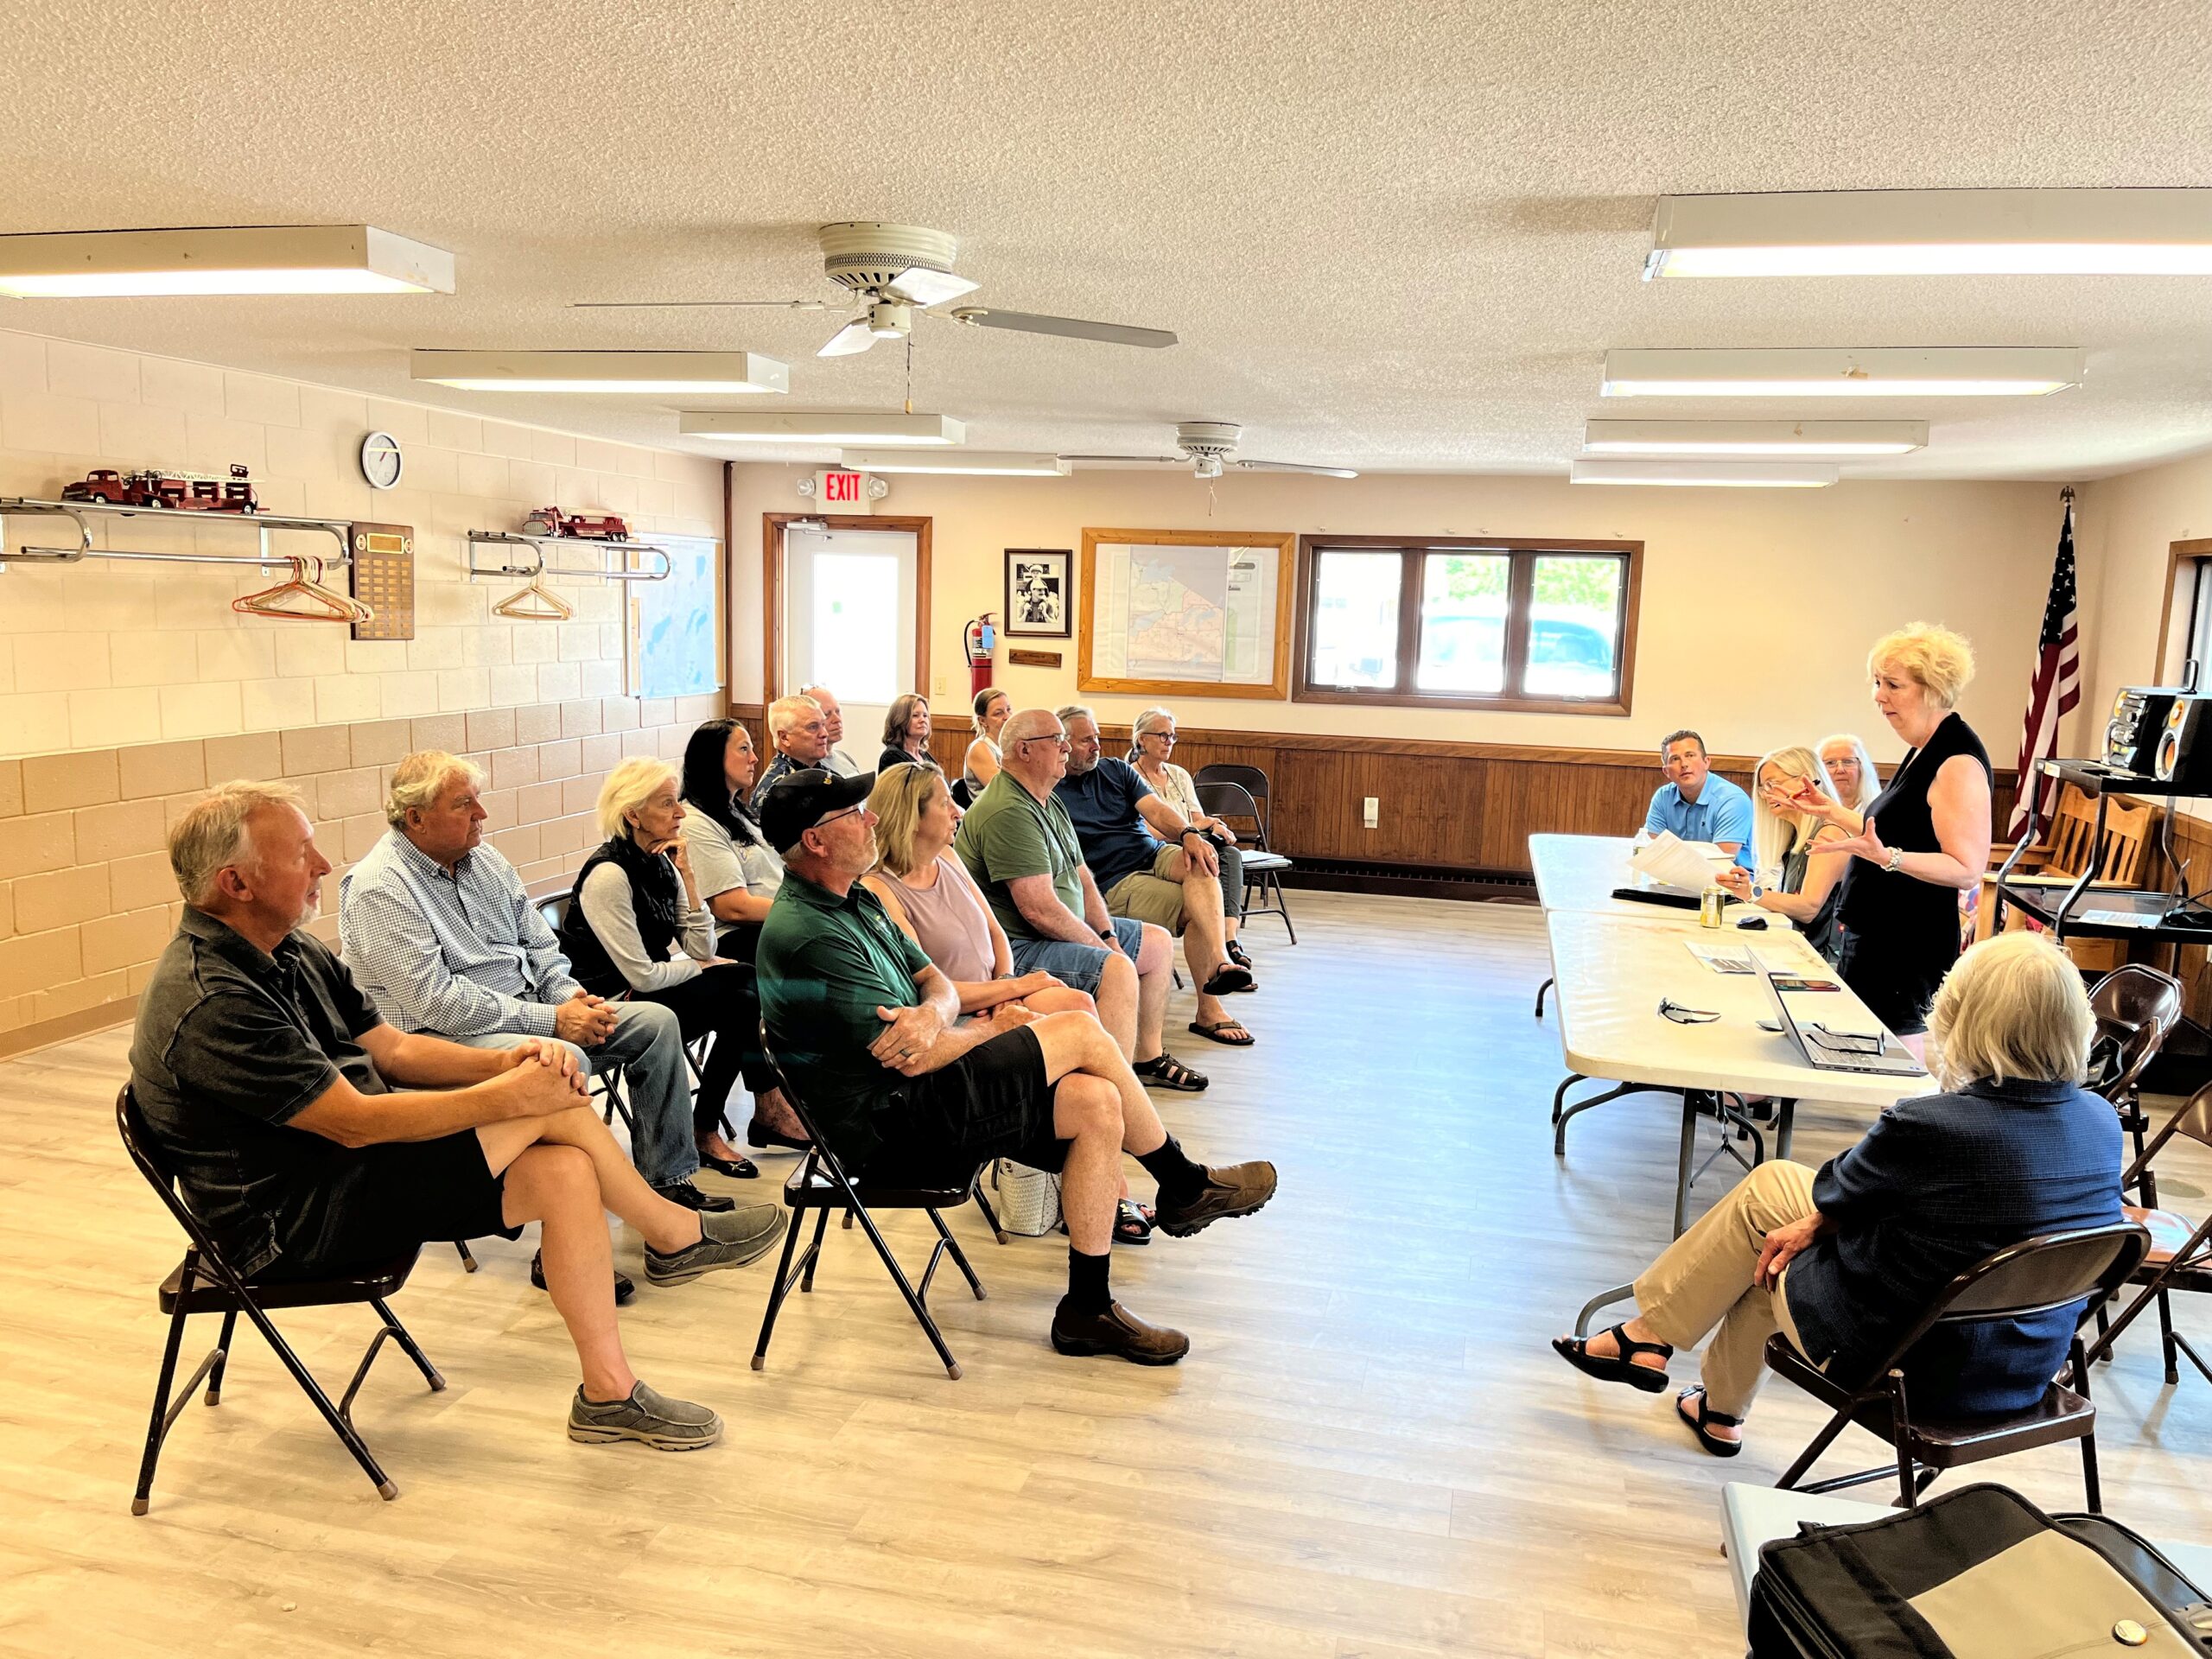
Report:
1644,729,1755,871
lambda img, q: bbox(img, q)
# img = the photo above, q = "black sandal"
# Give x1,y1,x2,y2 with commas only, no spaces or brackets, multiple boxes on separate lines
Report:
1675,1387,1745,1458
1225,938,1253,970
1200,964,1255,997
1114,1199,1154,1246
1550,1323,1675,1394
1134,1052,1210,1092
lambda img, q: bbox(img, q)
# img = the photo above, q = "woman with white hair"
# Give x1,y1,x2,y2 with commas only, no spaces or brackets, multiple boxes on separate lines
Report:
1784,625,1993,1048
1128,706,1251,971
1713,746,1847,955
1550,931,2122,1456
1818,733,1880,815
558,758,759,1197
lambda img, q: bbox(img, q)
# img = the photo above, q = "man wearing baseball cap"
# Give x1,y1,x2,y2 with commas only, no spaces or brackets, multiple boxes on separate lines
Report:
755,769,1276,1363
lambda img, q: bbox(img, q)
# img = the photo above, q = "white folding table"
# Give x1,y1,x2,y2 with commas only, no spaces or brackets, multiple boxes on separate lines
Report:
1542,898,1929,1338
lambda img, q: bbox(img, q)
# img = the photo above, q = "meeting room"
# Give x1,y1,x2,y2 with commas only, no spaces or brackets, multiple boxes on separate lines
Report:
5,9,2212,1656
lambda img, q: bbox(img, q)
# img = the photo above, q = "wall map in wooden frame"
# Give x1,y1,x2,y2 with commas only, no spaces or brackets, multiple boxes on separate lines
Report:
1078,527,1294,700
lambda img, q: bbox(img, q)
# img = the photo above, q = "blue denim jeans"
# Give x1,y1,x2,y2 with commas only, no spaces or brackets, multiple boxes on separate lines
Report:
1006,917,1145,995
454,1000,696,1186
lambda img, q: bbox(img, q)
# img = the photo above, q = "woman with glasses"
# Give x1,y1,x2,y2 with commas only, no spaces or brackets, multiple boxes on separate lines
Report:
1550,931,2121,1457
1819,733,1882,815
1128,706,1251,972
965,687,1012,792
1713,745,1848,957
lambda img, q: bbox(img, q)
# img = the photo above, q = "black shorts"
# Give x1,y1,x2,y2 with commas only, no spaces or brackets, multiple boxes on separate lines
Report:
263,1131,518,1281
861,1025,1064,1185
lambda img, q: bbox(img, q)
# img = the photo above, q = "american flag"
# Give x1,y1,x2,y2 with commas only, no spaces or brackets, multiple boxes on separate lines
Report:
2009,493,2080,839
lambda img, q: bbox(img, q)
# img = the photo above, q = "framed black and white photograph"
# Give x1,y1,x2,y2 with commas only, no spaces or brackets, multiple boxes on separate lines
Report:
1004,547,1072,638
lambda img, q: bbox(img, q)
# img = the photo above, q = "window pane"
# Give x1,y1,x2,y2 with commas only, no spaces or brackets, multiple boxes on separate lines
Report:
1523,556,1624,696
1416,554,1509,692
810,551,901,702
1309,551,1402,688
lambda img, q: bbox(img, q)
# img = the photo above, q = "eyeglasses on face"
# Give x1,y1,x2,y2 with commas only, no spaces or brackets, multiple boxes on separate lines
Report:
1144,729,1178,744
813,804,866,830
1019,734,1071,750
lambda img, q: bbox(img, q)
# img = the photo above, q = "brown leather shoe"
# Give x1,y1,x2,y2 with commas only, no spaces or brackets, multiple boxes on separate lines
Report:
1050,1298,1192,1364
1153,1160,1278,1237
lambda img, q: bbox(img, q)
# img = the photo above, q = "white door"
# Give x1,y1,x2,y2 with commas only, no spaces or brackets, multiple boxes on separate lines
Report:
781,524,919,756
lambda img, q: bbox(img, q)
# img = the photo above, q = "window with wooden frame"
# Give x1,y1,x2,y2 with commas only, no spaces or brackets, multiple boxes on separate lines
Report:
1293,535,1642,715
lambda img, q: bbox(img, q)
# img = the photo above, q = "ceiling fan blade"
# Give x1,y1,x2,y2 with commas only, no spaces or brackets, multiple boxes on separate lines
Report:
884,268,980,306
569,297,829,310
1058,454,1182,465
1234,459,1361,479
948,308,1177,349
817,318,879,358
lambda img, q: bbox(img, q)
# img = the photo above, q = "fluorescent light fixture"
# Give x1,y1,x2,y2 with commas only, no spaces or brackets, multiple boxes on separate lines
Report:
1571,459,1838,488
0,225,454,297
1647,188,2212,278
680,411,965,446
1582,419,1927,456
411,349,786,394
1600,347,2082,398
839,449,1068,476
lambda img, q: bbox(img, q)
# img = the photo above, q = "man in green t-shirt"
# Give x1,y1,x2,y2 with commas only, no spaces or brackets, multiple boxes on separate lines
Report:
952,709,1205,1093
756,768,1278,1364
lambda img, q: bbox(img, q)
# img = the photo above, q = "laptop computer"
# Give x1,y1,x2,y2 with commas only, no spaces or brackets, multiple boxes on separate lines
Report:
1758,969,1925,1077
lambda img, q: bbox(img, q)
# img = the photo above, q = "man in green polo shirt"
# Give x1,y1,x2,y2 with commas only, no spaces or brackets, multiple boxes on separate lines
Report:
755,767,1279,1364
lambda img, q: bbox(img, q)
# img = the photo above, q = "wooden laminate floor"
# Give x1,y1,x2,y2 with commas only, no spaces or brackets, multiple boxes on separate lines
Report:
3,892,2208,1658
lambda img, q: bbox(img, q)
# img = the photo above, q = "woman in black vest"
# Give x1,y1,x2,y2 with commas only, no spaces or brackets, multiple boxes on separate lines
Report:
1785,624,1993,1053
878,692,938,773
559,758,767,1180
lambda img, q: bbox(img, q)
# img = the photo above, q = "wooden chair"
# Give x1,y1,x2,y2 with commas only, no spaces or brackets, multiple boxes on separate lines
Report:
118,1086,445,1512
749,1030,1005,1380
2083,1082,2212,1389
1764,1221,2150,1512
1193,768,1297,942
1980,784,2157,971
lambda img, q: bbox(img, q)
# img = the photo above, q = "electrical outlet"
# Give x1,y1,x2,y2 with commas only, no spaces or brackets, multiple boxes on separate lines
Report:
1363,796,1379,829
933,674,946,696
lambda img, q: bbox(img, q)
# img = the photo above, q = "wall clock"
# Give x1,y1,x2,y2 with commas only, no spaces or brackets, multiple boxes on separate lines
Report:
359,430,404,490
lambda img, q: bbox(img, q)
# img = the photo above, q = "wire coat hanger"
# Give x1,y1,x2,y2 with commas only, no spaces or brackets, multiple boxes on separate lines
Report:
493,569,573,620
231,555,373,623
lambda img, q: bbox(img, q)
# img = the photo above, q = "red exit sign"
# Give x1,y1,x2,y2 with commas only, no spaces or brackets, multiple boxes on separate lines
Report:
817,469,865,505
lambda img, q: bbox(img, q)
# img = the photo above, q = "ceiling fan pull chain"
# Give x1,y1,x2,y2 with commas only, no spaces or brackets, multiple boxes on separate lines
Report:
904,334,915,415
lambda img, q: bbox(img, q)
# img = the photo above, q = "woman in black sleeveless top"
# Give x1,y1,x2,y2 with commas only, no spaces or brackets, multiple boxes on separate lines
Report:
1789,625,1993,1046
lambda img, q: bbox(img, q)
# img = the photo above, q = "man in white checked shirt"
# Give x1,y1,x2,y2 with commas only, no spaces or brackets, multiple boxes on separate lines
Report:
339,752,728,1219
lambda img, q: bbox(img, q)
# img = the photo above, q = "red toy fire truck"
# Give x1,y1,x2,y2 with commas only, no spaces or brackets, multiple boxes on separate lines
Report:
524,506,630,541
61,464,259,512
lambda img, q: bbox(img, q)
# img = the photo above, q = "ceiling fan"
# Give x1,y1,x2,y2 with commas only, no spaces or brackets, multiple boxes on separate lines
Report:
575,221,1177,359
1062,421,1358,479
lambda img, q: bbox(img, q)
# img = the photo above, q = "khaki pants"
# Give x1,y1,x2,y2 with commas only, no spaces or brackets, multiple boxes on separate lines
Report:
1633,1160,1819,1417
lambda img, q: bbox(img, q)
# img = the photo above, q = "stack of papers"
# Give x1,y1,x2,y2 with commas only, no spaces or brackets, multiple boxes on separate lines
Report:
1630,830,1726,892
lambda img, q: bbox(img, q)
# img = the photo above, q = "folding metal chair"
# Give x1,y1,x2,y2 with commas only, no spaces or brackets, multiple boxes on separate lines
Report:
1194,773,1296,942
749,1031,1005,1380
1764,1222,2150,1512
2084,1081,2212,1388
118,1085,446,1512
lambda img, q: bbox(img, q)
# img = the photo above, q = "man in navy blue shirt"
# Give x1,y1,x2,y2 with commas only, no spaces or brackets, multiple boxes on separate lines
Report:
1644,729,1755,871
1054,706,1257,1048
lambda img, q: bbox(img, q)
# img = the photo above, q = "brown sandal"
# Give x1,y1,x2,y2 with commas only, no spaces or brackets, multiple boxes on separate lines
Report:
1188,1019,1254,1047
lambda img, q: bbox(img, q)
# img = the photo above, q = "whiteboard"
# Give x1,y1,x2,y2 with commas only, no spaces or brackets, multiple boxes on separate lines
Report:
627,534,722,698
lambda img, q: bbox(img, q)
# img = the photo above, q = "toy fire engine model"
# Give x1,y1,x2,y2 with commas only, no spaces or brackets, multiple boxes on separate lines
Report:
523,506,630,541
62,464,259,512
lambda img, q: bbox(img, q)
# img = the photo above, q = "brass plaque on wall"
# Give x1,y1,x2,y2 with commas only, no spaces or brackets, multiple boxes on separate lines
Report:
348,522,416,639
1007,648,1063,668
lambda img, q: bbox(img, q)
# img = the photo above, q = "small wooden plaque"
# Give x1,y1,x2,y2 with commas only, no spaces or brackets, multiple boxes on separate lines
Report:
1008,648,1063,668
348,522,416,640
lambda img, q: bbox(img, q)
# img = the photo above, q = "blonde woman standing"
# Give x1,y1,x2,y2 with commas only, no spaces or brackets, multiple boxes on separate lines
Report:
1714,746,1848,955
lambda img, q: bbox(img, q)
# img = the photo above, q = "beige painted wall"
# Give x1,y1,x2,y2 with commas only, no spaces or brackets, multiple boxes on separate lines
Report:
728,464,2076,766
0,328,722,762
2079,448,2212,720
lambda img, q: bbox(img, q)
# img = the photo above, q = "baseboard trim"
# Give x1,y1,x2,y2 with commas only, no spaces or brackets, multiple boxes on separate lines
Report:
0,995,138,1060
1277,858,1538,904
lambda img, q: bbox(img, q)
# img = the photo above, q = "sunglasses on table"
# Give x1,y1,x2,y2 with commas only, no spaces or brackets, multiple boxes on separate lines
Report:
1657,997,1720,1025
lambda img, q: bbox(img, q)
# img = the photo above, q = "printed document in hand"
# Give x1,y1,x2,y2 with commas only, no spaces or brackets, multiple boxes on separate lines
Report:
1629,830,1725,892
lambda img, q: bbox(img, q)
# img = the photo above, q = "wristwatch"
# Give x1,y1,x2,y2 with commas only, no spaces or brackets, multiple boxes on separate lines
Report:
1179,827,1203,842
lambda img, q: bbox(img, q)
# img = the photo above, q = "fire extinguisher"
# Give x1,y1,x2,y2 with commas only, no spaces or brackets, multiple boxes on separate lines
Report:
964,612,996,699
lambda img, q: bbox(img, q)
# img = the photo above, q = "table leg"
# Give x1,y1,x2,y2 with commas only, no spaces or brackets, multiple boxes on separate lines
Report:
1674,1091,1703,1238
1776,1099,1796,1162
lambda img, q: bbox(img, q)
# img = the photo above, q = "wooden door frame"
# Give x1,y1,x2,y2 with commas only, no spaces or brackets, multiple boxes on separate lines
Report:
760,512,933,703
2153,537,2212,684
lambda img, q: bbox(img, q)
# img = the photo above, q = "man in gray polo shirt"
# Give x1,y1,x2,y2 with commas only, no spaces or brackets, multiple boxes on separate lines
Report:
338,749,730,1214
133,780,785,1450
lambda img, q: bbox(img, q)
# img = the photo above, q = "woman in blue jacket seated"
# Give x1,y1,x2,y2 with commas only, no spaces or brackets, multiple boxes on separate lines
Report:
1548,930,2121,1455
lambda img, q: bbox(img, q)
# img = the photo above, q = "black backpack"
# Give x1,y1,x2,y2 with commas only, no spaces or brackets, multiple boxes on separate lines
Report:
1749,1483,2212,1657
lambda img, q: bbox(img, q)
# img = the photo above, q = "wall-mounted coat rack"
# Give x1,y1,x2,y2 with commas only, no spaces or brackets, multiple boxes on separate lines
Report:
0,497,355,571
465,530,672,584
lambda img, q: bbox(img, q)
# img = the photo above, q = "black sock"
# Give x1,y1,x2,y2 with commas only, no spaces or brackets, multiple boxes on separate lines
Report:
1135,1135,1208,1206
1066,1246,1112,1314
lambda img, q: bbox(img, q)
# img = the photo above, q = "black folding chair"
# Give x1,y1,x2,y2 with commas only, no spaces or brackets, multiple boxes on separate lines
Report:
1194,772,1296,943
2084,1082,2212,1388
750,1030,1006,1380
2086,964,2184,1177
1764,1221,2150,1512
118,1085,446,1512
534,893,642,1136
